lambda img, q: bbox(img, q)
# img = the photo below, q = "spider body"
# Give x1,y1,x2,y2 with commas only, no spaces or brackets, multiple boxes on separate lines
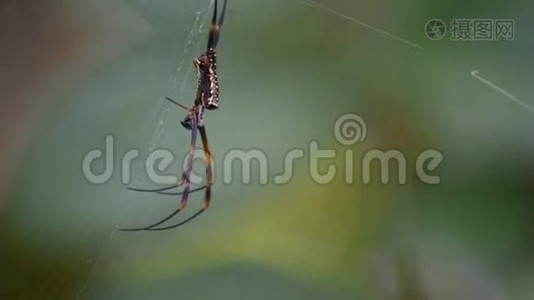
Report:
122,0,228,232
181,49,220,129
195,49,220,110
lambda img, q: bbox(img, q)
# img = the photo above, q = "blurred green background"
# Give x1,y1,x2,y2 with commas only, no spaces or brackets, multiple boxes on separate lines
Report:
1,0,533,299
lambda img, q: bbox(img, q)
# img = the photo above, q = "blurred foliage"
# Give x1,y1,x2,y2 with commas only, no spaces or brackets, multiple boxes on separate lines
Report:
0,0,533,299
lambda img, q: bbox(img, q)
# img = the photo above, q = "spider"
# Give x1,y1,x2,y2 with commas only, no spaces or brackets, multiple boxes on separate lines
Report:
121,0,228,232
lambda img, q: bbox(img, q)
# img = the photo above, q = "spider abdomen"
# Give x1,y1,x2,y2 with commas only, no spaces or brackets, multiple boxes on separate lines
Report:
205,51,220,110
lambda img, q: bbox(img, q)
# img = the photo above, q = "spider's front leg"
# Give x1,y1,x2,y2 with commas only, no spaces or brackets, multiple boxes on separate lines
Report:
174,112,199,209
153,98,208,196
198,125,213,209
142,125,212,231
125,97,203,194
120,113,200,232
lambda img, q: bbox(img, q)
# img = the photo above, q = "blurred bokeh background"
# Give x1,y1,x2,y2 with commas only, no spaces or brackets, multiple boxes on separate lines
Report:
1,0,533,299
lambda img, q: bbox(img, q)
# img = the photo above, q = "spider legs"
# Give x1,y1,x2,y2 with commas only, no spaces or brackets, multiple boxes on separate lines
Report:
199,126,213,209
143,126,212,231
207,0,228,50
125,97,203,194
122,98,214,231
164,97,188,110
120,107,201,232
